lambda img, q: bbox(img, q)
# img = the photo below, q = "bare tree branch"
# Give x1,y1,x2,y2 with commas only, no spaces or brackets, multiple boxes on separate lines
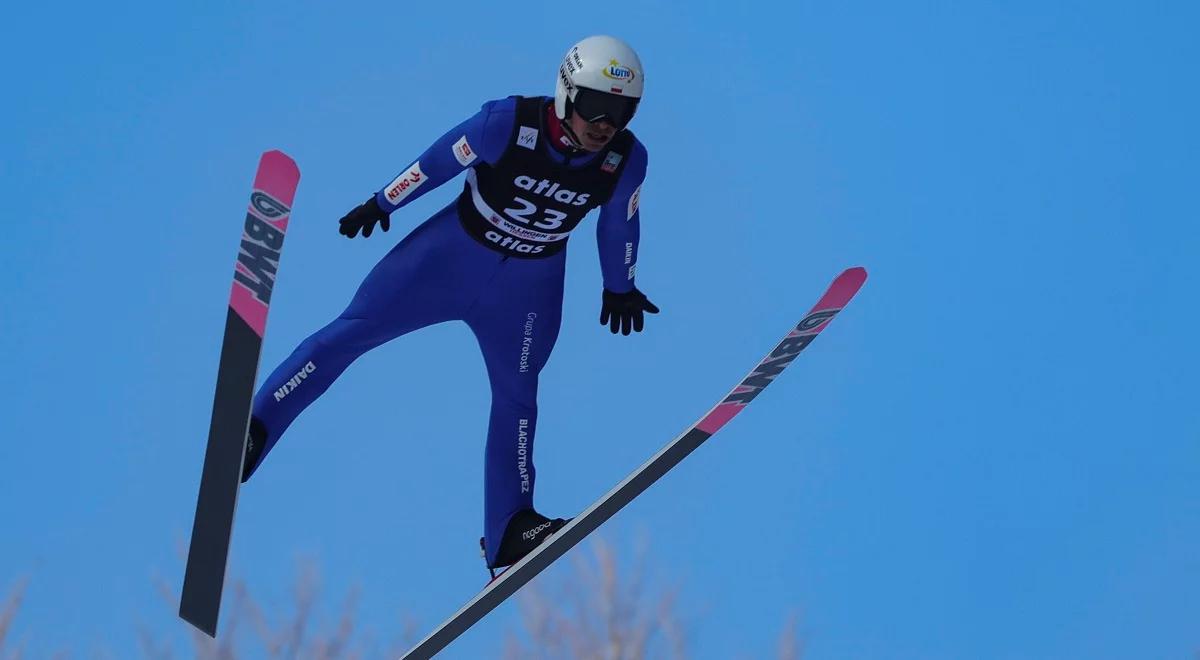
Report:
777,612,802,660
5,535,803,659
0,577,29,653
507,537,697,660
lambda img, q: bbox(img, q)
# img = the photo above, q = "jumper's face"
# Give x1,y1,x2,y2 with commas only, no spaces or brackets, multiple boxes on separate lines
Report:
567,112,617,152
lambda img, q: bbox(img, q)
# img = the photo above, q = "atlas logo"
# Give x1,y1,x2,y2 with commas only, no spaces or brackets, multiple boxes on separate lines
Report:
274,361,316,402
522,520,553,541
722,309,840,405
517,418,531,493
485,230,546,255
513,175,590,206
234,191,290,305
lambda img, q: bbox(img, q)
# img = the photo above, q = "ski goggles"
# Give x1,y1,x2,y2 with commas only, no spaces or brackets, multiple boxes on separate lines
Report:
572,87,640,129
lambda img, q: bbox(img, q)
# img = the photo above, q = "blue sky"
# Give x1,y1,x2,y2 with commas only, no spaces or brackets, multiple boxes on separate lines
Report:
2,0,1198,657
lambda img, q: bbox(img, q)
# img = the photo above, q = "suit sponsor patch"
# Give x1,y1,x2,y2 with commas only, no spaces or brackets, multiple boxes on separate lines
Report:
517,126,538,150
601,151,623,173
453,136,477,166
384,162,425,206
627,183,641,220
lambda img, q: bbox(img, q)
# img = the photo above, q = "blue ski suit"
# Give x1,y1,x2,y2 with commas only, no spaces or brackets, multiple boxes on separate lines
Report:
247,96,648,565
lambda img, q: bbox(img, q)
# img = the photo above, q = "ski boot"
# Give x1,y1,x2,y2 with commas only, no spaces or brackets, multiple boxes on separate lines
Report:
240,416,268,483
480,509,570,579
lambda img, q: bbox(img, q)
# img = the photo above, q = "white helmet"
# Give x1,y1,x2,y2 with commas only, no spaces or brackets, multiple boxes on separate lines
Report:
554,35,644,130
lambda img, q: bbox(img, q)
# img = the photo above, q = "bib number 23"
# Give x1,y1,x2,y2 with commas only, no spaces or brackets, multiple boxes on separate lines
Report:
503,197,567,231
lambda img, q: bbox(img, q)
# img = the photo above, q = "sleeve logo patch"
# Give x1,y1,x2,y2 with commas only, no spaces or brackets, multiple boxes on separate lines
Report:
517,126,539,150
627,183,641,220
384,162,426,205
453,136,478,167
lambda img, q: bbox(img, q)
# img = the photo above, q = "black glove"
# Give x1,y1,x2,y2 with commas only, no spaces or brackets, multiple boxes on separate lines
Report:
600,287,660,335
338,196,391,238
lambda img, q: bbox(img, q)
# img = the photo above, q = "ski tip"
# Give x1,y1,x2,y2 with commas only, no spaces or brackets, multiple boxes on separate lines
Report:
811,267,868,311
841,266,868,282
833,266,868,291
260,149,300,177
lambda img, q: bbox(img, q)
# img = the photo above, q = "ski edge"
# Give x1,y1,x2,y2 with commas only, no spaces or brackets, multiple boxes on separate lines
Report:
399,266,868,659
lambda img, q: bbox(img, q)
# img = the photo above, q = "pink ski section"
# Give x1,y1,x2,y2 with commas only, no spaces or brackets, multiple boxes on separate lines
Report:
695,267,867,435
229,150,301,337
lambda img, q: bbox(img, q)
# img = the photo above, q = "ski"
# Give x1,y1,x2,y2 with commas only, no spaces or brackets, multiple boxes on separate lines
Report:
180,150,301,637
400,266,868,659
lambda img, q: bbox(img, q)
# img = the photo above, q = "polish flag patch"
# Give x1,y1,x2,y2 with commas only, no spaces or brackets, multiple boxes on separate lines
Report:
453,136,477,167
601,151,623,173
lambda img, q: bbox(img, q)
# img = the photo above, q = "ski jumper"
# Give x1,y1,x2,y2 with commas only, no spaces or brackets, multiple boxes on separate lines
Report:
245,96,648,565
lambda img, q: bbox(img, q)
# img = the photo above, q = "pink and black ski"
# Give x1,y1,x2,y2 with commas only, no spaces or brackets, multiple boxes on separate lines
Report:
401,266,868,660
180,150,300,637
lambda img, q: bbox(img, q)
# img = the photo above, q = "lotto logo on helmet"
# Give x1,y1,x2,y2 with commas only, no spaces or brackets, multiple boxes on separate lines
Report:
602,59,637,83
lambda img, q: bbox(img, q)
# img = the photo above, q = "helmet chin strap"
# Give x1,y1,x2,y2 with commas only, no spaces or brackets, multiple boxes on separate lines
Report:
559,104,586,151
